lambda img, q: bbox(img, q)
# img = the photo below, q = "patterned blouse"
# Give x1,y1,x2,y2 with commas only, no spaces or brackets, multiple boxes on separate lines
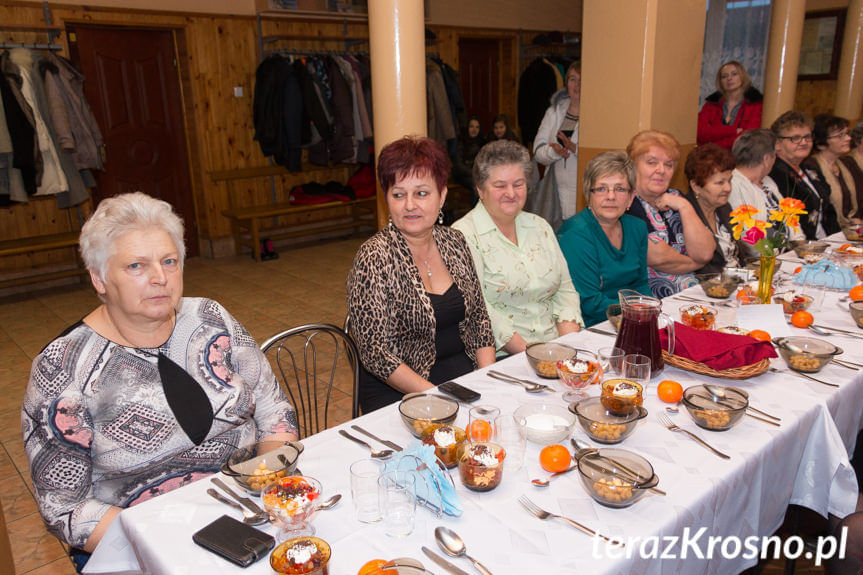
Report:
453,201,584,351
346,225,495,383
628,190,699,297
22,298,298,548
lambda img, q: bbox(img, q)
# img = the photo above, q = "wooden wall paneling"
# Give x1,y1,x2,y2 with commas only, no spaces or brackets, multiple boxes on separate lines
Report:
794,79,838,117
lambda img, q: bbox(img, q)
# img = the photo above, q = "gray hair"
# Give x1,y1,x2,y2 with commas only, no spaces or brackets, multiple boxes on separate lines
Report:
80,192,186,281
472,140,532,190
732,128,777,167
583,151,636,201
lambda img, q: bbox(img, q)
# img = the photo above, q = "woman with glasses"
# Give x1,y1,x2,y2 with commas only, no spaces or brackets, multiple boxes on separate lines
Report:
557,151,650,327
683,144,744,274
769,111,839,239
803,114,859,228
697,61,763,150
453,140,583,355
729,129,805,258
625,130,715,298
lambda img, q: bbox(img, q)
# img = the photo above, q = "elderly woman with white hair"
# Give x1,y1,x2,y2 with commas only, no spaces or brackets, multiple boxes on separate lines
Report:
22,192,298,566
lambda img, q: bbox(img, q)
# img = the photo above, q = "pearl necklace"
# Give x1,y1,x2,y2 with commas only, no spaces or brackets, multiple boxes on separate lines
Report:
423,259,432,278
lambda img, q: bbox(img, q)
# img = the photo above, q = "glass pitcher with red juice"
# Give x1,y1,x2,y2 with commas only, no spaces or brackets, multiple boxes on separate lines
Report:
613,290,674,376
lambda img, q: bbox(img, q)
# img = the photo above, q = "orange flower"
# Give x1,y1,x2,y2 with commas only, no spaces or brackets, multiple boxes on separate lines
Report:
729,204,771,240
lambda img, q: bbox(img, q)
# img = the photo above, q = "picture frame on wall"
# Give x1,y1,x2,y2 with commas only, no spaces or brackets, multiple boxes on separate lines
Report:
798,9,845,81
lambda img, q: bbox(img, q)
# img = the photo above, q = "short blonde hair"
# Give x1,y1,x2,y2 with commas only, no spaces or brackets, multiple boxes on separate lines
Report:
626,130,681,163
80,192,185,281
583,151,636,201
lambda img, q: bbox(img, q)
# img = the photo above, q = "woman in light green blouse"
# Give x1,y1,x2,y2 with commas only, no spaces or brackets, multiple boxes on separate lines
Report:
453,140,584,355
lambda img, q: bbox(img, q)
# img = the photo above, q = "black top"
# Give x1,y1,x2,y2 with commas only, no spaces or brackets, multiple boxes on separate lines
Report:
358,283,473,413
683,191,742,274
770,157,839,239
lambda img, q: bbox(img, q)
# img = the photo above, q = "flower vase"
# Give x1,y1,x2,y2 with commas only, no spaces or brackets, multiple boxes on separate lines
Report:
758,254,776,304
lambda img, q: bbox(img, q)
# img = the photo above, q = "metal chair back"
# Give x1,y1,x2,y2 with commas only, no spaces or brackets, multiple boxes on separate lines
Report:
260,323,359,438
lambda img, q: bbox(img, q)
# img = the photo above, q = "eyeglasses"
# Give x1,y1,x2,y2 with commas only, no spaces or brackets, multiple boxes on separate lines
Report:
778,133,813,144
827,130,851,139
590,186,631,196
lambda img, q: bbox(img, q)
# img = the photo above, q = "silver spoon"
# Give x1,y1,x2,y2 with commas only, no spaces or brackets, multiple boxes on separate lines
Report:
531,464,579,488
486,370,549,393
206,488,268,525
810,325,863,340
571,439,666,496
317,493,342,510
435,526,493,575
338,430,393,459
702,384,781,422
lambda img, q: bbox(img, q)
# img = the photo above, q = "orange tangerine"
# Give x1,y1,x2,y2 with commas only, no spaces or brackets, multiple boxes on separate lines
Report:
850,285,863,302
358,559,388,575
539,444,570,473
657,380,683,403
791,310,814,328
468,420,492,441
749,329,771,342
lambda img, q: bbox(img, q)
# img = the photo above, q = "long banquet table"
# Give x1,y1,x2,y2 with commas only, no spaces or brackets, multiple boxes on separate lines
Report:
84,253,863,575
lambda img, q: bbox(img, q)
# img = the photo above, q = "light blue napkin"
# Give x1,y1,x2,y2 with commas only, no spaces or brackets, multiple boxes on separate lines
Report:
383,442,462,517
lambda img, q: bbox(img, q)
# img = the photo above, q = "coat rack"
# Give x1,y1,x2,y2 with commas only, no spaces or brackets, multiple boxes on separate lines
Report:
0,2,62,51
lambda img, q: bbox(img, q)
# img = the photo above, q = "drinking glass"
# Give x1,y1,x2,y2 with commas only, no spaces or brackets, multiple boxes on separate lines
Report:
350,458,383,523
598,346,625,376
493,414,526,472
378,470,416,538
623,353,651,387
468,405,500,442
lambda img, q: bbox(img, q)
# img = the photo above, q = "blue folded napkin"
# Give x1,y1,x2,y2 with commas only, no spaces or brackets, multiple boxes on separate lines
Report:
383,442,462,517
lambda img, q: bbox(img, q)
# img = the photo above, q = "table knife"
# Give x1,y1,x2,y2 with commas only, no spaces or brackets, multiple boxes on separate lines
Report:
351,424,403,452
421,546,470,575
211,477,265,515
586,327,617,338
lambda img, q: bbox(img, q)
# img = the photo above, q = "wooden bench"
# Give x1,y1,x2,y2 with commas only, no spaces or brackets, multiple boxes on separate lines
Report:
0,231,87,288
221,196,376,261
211,163,377,262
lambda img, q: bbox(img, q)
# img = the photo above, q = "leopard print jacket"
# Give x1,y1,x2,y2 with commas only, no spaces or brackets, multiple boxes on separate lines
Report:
346,225,495,383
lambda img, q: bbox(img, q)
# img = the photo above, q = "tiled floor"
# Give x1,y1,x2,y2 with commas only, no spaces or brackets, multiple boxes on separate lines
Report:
0,234,833,573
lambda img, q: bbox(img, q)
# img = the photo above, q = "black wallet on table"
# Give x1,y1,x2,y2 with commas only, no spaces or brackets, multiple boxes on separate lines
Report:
192,514,275,567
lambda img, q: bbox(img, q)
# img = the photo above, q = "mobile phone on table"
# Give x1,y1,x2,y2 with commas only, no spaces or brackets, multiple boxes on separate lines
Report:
437,381,481,402
193,515,275,567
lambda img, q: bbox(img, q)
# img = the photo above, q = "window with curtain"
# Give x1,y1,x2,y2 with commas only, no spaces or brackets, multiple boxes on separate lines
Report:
699,0,772,107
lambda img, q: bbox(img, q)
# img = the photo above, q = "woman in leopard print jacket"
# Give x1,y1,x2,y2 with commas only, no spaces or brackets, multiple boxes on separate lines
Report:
347,137,496,412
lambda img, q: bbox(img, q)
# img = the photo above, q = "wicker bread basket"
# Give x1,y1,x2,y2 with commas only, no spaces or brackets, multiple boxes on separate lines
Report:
662,350,770,379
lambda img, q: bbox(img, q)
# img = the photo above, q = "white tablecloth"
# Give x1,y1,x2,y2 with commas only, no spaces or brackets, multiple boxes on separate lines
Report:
85,250,863,575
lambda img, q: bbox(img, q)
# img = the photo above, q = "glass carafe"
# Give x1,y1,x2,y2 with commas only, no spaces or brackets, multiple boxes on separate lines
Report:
613,290,674,377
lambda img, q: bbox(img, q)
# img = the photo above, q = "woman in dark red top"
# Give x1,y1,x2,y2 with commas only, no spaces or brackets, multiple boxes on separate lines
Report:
697,61,763,150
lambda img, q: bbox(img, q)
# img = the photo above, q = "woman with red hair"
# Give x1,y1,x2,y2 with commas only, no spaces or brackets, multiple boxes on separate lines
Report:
683,143,744,274
347,136,495,412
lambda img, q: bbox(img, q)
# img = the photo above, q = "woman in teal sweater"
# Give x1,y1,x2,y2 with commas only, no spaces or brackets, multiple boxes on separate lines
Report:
558,151,652,327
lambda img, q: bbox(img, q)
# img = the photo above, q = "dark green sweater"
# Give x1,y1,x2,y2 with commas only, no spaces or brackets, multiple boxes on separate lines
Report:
557,209,652,327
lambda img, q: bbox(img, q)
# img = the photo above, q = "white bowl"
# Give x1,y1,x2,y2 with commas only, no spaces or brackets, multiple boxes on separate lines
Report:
513,403,576,445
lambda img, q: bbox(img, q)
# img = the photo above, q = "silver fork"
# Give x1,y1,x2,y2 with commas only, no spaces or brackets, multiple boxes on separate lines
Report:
517,496,620,545
656,413,731,460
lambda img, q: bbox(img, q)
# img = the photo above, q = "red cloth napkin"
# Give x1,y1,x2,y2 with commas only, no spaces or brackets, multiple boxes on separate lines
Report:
659,322,777,370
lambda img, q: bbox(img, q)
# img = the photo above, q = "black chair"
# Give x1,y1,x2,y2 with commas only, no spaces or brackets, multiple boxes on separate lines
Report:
260,324,359,438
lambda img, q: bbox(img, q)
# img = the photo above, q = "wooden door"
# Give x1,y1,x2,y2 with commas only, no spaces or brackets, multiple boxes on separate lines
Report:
458,38,499,136
68,26,198,256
